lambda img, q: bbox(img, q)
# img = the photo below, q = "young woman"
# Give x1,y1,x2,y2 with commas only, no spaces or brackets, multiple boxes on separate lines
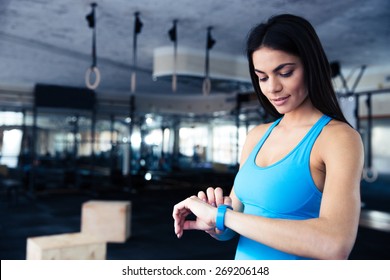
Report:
172,14,364,260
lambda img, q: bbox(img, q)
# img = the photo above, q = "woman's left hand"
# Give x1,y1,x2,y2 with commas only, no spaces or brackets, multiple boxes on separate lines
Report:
172,195,217,238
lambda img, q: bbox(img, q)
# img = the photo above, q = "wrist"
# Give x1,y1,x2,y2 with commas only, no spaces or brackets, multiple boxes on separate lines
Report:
216,204,233,231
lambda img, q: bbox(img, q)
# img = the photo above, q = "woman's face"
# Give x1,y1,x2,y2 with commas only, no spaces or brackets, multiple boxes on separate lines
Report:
252,47,309,115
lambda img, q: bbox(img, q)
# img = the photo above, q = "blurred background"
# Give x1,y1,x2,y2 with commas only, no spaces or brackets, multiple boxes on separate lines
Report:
0,0,389,260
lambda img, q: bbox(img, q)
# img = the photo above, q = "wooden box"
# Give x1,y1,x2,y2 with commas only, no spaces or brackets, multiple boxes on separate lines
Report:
26,232,106,260
81,200,131,243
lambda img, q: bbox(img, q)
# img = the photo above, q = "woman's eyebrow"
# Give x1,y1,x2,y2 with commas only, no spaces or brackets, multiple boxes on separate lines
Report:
254,62,296,74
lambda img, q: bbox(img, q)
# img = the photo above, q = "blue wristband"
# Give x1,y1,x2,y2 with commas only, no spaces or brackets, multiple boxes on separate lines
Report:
216,205,233,231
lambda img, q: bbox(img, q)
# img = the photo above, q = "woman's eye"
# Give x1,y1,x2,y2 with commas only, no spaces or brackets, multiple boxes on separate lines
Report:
280,71,293,78
259,77,268,82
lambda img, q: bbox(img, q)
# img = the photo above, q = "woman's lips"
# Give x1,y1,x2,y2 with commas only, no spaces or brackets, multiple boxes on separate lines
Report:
272,95,290,106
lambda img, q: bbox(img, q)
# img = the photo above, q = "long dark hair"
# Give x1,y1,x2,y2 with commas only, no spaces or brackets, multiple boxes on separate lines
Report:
246,14,348,124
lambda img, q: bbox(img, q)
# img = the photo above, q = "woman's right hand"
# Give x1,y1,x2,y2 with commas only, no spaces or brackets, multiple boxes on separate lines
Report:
198,187,232,236
198,187,232,207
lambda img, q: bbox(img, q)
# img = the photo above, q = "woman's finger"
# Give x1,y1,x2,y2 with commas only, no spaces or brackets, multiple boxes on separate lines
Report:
198,191,207,202
214,187,224,206
223,196,232,207
206,187,216,206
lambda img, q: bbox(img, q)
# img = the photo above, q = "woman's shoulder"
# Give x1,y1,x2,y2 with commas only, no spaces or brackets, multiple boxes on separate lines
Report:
247,119,276,141
239,120,277,164
324,119,361,138
320,118,363,152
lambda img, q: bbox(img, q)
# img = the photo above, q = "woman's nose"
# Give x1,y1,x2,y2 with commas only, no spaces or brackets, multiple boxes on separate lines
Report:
267,77,282,93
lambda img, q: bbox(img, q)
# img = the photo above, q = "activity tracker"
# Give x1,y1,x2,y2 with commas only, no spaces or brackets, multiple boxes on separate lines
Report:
216,204,233,231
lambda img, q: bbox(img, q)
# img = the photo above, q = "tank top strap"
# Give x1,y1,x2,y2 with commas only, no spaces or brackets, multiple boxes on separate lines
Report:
299,115,332,158
263,118,282,140
247,118,282,161
305,115,332,142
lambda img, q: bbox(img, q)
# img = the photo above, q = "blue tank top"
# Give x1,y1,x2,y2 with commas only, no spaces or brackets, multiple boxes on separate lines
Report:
233,115,332,260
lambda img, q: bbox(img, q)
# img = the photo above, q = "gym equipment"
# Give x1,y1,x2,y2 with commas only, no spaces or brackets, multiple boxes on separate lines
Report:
81,200,132,243
85,3,101,90
26,232,106,260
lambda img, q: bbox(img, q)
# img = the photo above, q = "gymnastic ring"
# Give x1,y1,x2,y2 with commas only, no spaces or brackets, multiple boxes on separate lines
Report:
363,167,378,183
202,78,211,96
85,66,101,90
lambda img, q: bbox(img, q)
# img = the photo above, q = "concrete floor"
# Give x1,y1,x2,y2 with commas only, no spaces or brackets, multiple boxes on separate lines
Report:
1,174,389,260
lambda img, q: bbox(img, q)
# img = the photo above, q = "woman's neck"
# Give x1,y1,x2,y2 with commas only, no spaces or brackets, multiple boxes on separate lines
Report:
279,100,322,128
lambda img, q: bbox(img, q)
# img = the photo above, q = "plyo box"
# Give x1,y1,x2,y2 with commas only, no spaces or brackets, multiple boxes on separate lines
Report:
81,200,131,243
26,232,106,260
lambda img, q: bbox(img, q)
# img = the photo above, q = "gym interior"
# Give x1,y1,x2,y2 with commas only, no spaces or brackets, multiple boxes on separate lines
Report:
0,0,389,260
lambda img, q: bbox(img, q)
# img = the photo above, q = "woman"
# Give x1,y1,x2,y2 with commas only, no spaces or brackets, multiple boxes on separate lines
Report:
172,14,364,260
